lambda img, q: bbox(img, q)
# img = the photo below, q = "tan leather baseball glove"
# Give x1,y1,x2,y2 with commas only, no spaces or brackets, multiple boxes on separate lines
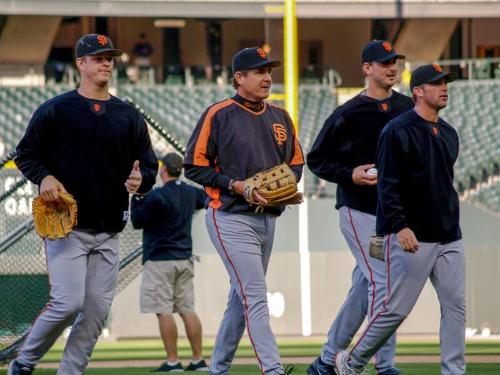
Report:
32,191,77,240
243,163,303,208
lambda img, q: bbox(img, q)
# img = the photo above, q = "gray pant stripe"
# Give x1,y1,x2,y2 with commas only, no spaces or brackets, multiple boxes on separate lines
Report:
348,233,392,361
349,235,466,375
321,207,396,372
16,230,120,375
347,208,377,317
211,208,265,375
206,208,282,375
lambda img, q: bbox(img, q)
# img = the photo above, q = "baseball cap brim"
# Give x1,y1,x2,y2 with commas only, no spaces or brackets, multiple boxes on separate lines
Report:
374,52,406,63
423,72,458,85
86,48,123,57
411,71,458,91
238,60,282,71
439,71,457,83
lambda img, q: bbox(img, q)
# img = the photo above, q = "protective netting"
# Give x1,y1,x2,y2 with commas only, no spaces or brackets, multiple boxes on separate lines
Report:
0,101,183,363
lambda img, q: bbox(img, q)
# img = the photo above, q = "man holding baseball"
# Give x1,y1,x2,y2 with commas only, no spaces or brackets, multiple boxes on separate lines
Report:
335,64,465,375
307,40,413,375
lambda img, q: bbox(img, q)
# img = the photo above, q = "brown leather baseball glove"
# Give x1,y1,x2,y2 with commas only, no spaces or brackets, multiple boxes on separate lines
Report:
243,163,303,208
32,191,77,240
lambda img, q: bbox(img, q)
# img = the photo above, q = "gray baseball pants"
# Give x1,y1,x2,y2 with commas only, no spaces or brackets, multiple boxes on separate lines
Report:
206,207,284,375
16,229,120,375
349,235,466,375
321,207,397,373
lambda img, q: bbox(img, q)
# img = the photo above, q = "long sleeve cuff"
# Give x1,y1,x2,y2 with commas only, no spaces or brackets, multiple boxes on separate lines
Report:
290,164,303,182
392,220,408,234
338,168,354,185
216,174,232,191
34,171,51,186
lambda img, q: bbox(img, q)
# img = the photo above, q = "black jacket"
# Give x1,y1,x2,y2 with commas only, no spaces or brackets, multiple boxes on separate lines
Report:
16,90,158,233
376,110,462,243
131,180,207,263
307,90,413,214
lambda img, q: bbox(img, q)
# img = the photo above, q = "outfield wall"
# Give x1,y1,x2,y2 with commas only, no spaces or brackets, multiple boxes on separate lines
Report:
110,200,500,338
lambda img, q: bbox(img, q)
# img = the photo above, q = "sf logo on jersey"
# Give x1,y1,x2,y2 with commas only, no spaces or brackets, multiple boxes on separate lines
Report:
273,123,287,145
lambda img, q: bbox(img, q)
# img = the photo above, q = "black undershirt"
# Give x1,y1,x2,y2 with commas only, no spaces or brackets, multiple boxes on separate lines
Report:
232,93,265,112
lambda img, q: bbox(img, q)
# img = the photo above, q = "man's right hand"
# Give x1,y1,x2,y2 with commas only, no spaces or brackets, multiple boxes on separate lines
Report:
352,164,377,185
40,175,67,202
397,228,419,253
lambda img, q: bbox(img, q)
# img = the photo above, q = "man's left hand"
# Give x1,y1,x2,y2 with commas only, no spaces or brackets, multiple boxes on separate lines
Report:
125,160,142,193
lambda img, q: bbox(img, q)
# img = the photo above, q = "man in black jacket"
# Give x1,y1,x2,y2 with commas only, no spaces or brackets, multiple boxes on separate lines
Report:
335,64,465,375
307,40,411,375
131,153,208,372
10,34,158,375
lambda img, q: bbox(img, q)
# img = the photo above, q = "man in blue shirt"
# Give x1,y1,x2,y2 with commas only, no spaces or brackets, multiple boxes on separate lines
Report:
131,153,208,372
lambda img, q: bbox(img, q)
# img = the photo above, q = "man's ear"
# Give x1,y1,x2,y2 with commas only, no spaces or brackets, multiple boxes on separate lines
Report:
234,71,244,85
75,57,85,72
362,62,371,76
413,86,424,101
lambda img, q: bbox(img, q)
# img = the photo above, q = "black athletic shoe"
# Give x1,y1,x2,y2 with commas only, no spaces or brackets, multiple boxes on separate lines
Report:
284,364,295,374
151,361,184,372
7,359,33,375
307,356,337,375
184,359,209,371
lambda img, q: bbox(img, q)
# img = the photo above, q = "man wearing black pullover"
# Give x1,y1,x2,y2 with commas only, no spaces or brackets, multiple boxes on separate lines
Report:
307,40,411,375
131,153,208,372
335,65,465,375
10,34,158,375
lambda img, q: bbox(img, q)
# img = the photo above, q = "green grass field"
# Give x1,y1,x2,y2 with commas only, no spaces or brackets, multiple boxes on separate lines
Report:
33,338,500,362
1,339,499,374
1,364,500,374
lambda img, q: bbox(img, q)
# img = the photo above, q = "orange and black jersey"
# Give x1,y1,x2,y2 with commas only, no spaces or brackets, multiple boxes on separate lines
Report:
184,94,304,215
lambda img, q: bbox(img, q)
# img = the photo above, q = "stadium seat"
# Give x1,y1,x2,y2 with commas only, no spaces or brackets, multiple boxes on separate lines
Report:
0,82,497,207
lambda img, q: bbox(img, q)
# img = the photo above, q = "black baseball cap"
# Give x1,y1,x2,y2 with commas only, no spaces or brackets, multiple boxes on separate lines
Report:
410,64,457,91
75,34,123,59
362,40,405,63
232,47,281,73
161,153,183,176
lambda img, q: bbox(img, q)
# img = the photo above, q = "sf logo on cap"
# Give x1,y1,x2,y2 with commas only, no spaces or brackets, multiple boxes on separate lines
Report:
433,64,443,73
257,48,267,59
382,41,393,52
97,35,108,46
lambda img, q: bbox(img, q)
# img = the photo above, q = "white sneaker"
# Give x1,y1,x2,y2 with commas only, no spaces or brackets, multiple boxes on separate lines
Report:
334,351,366,375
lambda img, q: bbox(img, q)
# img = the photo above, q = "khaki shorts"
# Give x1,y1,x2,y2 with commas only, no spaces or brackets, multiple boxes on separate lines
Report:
140,259,195,314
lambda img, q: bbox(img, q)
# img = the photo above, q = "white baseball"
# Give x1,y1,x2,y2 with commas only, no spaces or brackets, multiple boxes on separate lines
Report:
367,167,378,176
